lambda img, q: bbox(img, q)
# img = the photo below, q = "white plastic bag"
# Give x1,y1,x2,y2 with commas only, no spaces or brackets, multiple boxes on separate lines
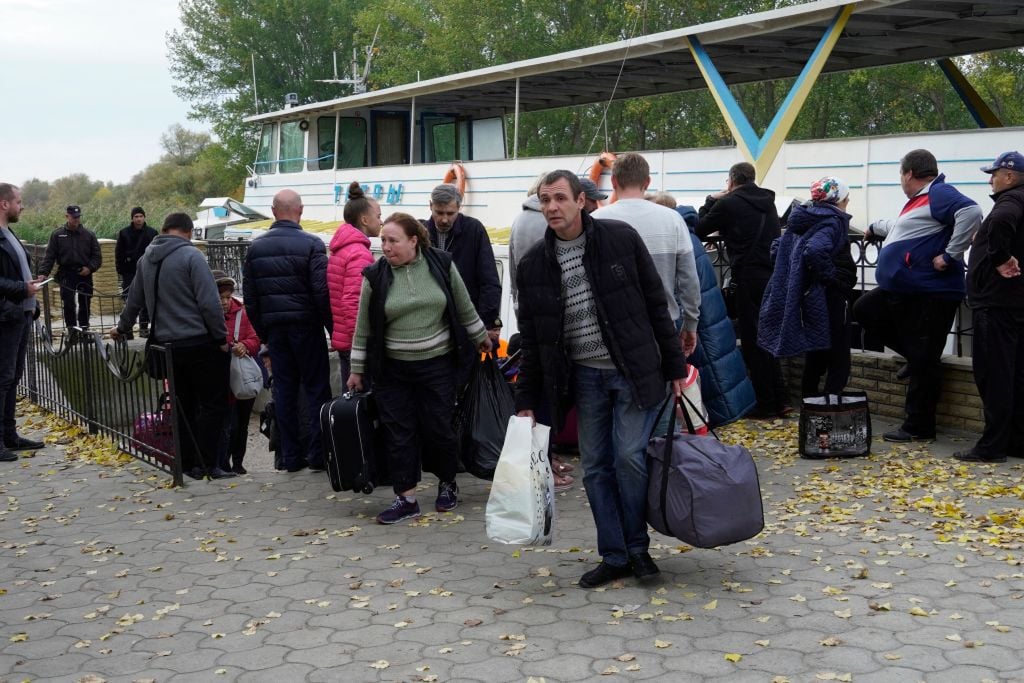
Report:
486,416,555,546
675,364,709,435
230,354,264,400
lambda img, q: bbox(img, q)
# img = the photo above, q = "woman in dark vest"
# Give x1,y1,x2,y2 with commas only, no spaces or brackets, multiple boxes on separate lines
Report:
347,213,491,524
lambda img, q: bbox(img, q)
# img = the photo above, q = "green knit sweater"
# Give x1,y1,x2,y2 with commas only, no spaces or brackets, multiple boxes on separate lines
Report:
350,254,487,373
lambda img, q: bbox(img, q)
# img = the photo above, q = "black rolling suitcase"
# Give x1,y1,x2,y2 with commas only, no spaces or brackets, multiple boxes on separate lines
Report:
319,391,385,494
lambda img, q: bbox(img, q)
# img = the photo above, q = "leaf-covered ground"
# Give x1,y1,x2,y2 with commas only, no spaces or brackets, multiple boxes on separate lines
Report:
1,400,1021,682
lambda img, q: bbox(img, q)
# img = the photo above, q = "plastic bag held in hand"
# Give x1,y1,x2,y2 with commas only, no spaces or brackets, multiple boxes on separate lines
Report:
485,416,555,545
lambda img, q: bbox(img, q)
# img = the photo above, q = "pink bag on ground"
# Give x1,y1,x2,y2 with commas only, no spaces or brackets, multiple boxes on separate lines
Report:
133,393,175,465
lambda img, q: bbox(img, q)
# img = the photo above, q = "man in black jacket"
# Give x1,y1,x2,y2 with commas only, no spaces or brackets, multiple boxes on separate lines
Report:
243,189,332,473
696,162,790,418
0,184,46,462
38,204,102,340
515,170,688,588
423,183,502,342
115,206,157,337
956,151,1024,463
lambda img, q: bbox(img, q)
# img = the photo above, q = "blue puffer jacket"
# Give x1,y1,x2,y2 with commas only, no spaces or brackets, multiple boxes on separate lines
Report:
757,202,850,357
242,220,332,338
677,206,756,427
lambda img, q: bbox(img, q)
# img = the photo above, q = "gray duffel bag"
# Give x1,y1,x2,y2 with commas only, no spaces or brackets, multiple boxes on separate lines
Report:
646,395,764,548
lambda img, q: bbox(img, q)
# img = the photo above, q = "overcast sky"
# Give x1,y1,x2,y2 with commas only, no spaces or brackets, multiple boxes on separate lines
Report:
0,0,199,186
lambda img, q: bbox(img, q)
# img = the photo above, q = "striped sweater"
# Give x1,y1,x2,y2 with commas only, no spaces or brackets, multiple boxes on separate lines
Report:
350,253,486,373
557,233,615,368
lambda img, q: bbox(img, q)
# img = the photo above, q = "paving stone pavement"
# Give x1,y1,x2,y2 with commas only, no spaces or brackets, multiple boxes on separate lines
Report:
1,404,1023,683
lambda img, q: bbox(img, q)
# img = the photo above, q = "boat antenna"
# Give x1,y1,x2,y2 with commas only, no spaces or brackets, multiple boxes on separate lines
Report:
316,24,380,94
251,52,259,113
578,10,643,172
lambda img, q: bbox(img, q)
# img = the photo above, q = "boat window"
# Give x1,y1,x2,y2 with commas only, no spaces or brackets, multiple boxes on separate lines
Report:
338,117,367,169
432,121,456,162
316,116,336,170
255,123,277,175
458,121,471,160
279,121,304,173
373,112,408,166
472,117,505,161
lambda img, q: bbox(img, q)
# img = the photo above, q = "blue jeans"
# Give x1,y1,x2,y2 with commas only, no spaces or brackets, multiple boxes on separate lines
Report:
574,364,658,567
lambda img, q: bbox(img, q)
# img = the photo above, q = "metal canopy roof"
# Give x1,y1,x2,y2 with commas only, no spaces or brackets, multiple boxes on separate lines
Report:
246,0,1024,123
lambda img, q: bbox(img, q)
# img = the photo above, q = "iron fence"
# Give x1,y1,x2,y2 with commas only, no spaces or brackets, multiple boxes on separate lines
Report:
702,235,974,357
206,240,250,289
18,288,184,486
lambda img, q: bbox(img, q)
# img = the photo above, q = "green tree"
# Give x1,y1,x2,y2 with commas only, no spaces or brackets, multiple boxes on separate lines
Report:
19,179,51,210
168,0,366,172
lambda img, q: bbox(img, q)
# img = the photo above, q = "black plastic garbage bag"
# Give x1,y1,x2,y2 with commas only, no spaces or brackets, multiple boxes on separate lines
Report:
457,354,516,480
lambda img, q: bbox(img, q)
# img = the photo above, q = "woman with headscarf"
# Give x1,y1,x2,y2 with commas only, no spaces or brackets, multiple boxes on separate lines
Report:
758,177,857,396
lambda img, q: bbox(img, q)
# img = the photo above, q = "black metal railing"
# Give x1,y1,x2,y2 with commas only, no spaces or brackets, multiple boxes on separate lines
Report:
702,235,973,357
18,288,184,486
206,240,250,289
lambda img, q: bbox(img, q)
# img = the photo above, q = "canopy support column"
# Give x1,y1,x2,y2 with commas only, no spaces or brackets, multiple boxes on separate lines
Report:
409,96,416,165
687,4,853,183
937,57,1003,128
513,77,520,160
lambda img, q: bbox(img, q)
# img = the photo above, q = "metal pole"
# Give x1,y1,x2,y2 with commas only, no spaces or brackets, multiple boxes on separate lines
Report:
513,77,520,160
409,96,416,165
164,344,184,487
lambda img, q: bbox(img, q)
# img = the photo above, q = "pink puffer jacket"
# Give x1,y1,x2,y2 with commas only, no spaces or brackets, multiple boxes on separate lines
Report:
327,223,374,351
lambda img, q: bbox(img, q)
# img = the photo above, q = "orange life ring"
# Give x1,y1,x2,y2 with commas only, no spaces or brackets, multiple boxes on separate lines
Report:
588,151,617,205
443,162,467,199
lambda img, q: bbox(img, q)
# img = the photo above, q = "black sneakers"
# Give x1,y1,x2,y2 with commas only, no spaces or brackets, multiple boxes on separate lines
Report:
377,496,421,524
578,562,633,588
629,552,661,580
953,449,1006,463
208,467,237,479
5,436,44,450
883,428,935,443
435,481,459,512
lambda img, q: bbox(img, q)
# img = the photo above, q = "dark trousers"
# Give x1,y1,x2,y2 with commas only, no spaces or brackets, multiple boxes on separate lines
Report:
121,271,149,326
375,353,458,494
971,307,1024,458
217,397,256,470
0,311,32,445
267,325,331,469
171,343,229,472
853,287,958,435
735,276,788,412
803,289,852,396
59,272,92,330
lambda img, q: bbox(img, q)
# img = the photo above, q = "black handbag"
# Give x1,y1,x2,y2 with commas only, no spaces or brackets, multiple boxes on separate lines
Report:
798,391,872,458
